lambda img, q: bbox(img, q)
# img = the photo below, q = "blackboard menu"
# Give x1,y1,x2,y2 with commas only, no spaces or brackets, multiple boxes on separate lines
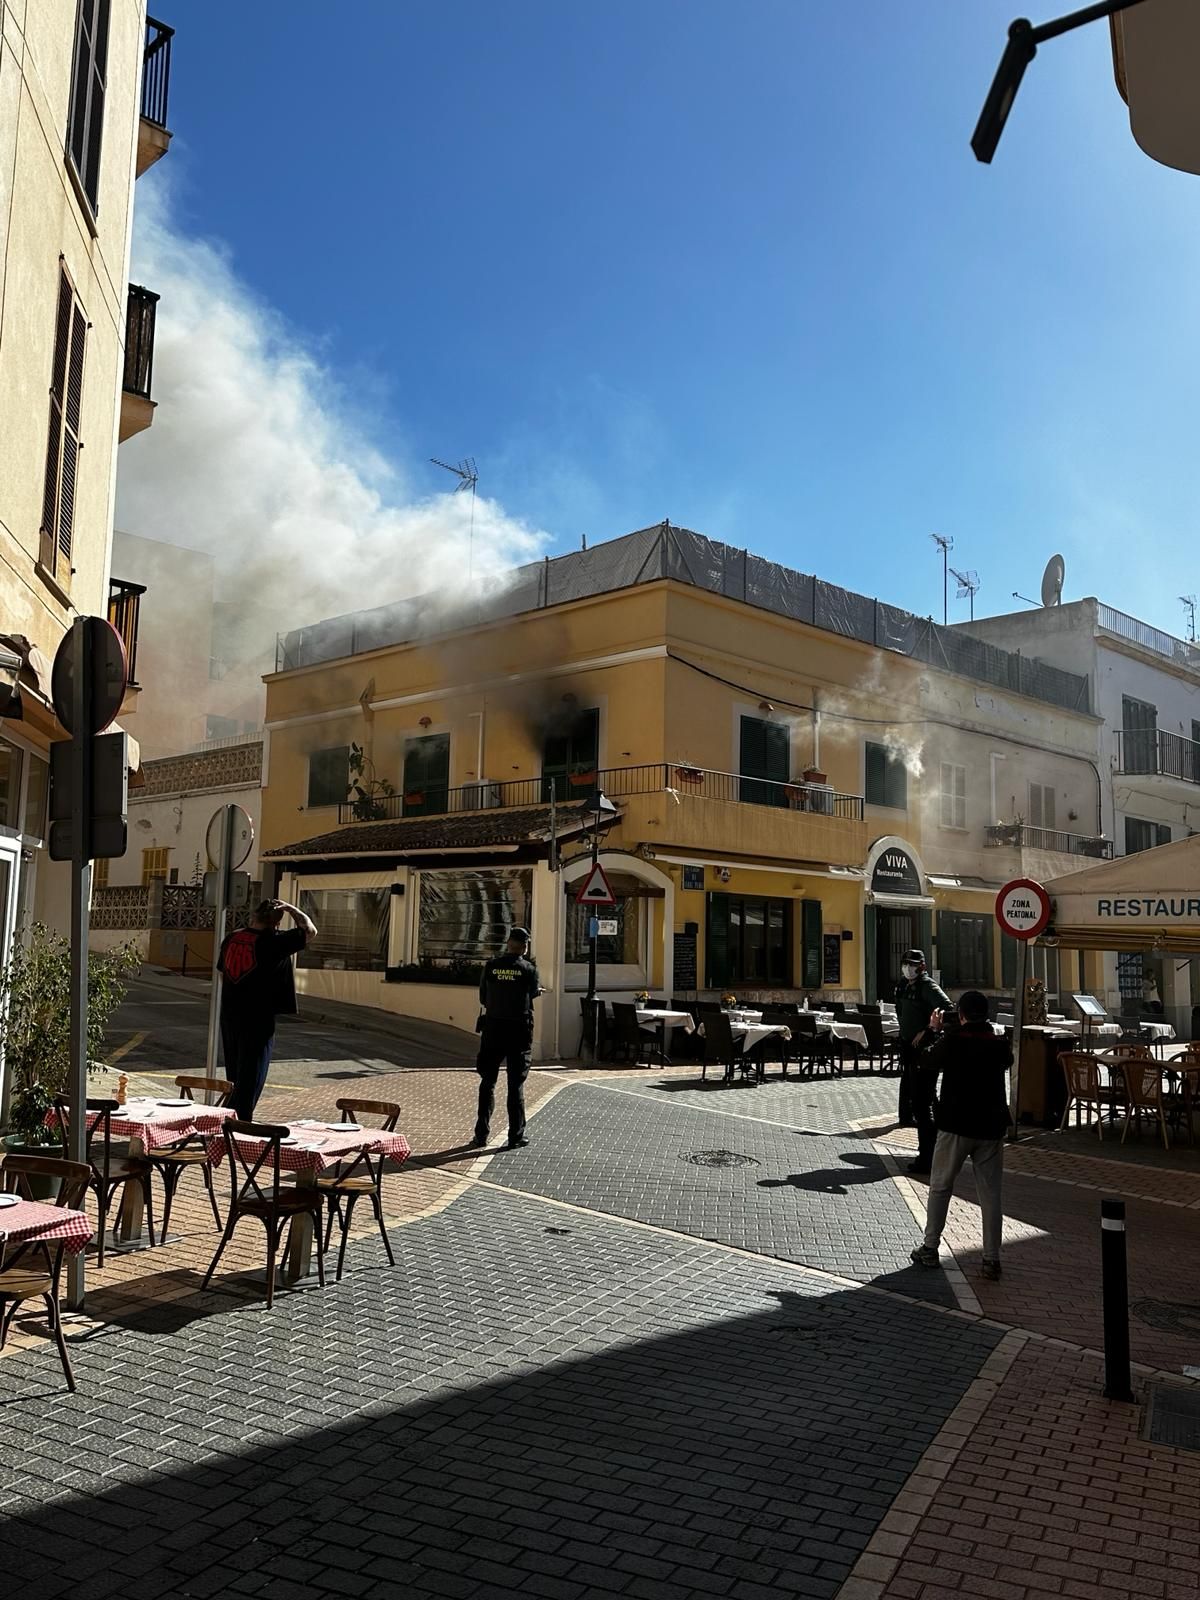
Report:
822,932,842,986
673,931,698,993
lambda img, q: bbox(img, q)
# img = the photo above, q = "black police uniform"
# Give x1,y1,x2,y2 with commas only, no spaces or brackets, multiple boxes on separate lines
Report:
895,966,951,1169
474,946,540,1146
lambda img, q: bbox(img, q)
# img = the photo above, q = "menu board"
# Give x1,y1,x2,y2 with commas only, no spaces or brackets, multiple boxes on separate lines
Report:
822,931,842,986
673,930,698,993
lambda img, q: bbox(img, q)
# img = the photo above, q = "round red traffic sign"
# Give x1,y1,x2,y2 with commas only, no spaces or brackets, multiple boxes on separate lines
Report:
995,877,1051,941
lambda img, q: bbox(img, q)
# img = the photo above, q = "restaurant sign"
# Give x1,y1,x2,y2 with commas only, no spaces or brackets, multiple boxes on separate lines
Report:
869,843,923,898
1094,896,1200,919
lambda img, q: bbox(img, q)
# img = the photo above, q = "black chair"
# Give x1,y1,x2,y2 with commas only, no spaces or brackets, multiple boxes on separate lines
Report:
53,1095,156,1269
827,1001,847,1019
858,1003,881,1016
610,1002,658,1065
670,1000,701,1058
862,1013,900,1073
700,1011,745,1085
579,998,611,1060
757,1009,795,1078
791,1014,838,1079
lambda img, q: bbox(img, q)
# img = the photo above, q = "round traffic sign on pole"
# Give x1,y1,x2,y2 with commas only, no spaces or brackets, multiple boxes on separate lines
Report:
995,877,1051,941
206,803,254,871
51,617,128,735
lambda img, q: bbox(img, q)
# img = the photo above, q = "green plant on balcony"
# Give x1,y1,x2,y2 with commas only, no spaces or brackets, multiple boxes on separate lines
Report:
1,925,140,1149
348,742,395,822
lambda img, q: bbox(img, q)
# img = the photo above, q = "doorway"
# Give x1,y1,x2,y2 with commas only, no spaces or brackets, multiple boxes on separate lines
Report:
0,836,22,1125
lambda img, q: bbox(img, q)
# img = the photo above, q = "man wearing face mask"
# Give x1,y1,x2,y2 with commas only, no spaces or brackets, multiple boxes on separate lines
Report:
895,948,950,1173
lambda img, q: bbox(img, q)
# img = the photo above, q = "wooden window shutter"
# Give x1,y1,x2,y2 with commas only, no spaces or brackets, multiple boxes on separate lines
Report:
58,304,88,570
40,271,81,577
68,0,111,213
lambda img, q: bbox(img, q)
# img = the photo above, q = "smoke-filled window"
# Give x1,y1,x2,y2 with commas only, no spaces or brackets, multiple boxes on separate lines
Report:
865,741,907,810
402,734,450,817
307,745,350,808
297,888,390,972
417,868,532,972
543,706,599,801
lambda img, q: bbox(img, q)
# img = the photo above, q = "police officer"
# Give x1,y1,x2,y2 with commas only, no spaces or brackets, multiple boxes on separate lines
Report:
895,947,950,1174
470,926,540,1150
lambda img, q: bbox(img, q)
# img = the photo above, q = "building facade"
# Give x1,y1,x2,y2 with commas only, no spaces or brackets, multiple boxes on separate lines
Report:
0,6,173,949
963,597,1200,1034
258,525,1106,1058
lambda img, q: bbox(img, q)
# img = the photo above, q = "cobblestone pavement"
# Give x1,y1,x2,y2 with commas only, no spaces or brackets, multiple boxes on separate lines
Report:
3,1052,1199,1600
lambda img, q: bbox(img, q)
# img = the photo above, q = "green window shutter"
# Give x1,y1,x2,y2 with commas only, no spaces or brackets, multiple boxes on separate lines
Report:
865,742,885,805
864,905,877,1001
801,899,822,988
706,894,730,988
937,914,960,987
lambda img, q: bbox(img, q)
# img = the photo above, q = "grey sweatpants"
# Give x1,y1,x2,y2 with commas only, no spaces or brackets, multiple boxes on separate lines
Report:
922,1131,1004,1262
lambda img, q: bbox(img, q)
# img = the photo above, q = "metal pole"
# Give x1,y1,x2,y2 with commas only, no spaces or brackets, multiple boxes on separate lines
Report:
67,617,91,1311
587,807,600,1059
549,788,561,1061
204,804,235,1076
1100,1198,1134,1402
1007,935,1028,1139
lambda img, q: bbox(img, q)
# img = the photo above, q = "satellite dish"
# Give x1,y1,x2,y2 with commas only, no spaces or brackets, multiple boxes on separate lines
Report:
1040,554,1065,608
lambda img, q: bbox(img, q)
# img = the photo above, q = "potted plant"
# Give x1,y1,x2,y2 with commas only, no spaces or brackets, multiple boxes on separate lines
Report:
634,989,650,1005
1,924,139,1183
721,991,737,1011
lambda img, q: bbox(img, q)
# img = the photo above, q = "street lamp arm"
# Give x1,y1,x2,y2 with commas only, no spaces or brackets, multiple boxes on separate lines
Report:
972,0,1151,164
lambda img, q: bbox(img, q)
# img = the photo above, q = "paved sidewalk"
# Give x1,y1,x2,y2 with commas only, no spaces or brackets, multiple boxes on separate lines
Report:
2,1058,1198,1600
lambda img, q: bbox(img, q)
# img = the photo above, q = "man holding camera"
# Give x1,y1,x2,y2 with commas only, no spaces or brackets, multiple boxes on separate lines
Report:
218,897,317,1119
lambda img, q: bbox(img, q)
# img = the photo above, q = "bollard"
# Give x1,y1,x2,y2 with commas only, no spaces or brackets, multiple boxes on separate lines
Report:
1100,1198,1134,1403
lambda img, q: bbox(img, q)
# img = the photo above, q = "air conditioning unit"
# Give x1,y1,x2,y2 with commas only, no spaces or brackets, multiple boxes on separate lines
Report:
462,780,502,810
807,783,835,816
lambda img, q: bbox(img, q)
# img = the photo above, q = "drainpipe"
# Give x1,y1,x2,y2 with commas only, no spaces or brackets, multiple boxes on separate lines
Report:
812,688,821,768
468,706,485,778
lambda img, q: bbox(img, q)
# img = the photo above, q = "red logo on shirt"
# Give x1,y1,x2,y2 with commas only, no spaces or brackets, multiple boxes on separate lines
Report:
221,930,258,984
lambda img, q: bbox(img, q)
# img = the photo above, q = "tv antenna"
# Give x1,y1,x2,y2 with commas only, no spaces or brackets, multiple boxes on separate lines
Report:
949,565,980,621
431,456,479,580
1182,595,1197,644
931,533,954,625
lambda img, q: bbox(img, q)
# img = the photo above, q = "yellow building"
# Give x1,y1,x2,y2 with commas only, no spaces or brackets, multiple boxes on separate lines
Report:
261,525,1108,1058
0,7,172,939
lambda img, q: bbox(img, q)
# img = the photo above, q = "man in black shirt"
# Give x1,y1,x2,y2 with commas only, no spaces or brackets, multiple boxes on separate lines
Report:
471,927,540,1150
218,898,317,1119
910,989,1013,1281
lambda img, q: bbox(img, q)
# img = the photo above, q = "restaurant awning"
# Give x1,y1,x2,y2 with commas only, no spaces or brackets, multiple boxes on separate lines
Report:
1043,834,1200,955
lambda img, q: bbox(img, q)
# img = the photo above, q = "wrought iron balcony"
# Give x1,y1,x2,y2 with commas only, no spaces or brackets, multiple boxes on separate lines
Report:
120,285,159,441
336,763,866,825
1114,727,1200,785
985,823,1112,859
137,18,174,175
108,578,146,687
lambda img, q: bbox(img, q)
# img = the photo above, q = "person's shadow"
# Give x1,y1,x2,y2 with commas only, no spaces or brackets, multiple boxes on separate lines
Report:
759,1153,891,1197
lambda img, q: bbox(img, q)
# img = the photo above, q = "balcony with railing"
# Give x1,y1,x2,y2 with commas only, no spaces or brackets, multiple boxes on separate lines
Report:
120,284,159,441
1114,727,1200,786
984,823,1113,860
137,17,174,176
108,578,146,702
337,763,869,867
1097,603,1200,670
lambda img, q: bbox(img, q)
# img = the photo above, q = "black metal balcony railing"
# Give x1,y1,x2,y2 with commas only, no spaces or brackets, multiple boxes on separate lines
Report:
984,823,1113,859
1114,727,1200,786
141,18,174,128
123,284,159,399
337,763,866,825
108,578,146,687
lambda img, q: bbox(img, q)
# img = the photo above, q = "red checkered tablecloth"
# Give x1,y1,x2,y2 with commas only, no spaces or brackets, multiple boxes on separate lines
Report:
0,1200,94,1257
206,1125,412,1176
47,1101,236,1153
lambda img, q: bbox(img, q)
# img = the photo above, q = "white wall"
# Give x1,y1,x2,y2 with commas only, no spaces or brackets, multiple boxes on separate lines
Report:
107,784,263,889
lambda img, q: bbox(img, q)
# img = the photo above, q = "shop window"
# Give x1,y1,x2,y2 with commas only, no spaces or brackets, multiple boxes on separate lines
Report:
865,741,907,810
298,887,390,972
307,745,349,809
939,763,966,830
402,733,450,817
416,867,532,971
141,848,170,885
707,894,790,987
739,716,789,807
937,912,993,988
566,894,639,965
543,706,599,801
23,753,48,840
1125,817,1170,855
0,739,24,831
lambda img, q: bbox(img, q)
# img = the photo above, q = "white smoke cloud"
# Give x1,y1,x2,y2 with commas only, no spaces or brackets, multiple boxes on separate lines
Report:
115,179,549,648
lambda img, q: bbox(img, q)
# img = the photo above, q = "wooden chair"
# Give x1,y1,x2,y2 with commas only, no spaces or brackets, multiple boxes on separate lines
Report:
53,1095,156,1269
0,1155,90,1392
1120,1060,1172,1150
1059,1053,1116,1138
318,1098,401,1282
148,1075,235,1237
201,1121,326,1307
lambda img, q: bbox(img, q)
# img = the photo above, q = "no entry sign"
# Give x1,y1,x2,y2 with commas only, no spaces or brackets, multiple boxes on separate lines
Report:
995,877,1051,941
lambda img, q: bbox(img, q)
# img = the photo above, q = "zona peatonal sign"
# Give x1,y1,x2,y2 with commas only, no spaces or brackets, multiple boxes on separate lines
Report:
995,877,1052,941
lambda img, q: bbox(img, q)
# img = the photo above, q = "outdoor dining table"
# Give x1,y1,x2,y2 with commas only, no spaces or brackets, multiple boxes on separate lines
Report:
636,1007,695,1062
52,1098,238,1249
205,1121,411,1283
0,1199,94,1268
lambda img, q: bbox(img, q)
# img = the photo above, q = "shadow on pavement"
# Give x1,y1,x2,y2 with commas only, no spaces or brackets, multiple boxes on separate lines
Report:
758,1153,894,1196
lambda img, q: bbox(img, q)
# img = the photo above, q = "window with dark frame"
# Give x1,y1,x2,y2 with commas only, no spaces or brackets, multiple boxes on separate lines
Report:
706,893,791,987
936,912,993,988
307,745,350,809
39,269,88,587
1122,695,1157,775
865,741,907,810
542,707,599,801
1124,817,1171,855
67,0,111,215
402,733,450,817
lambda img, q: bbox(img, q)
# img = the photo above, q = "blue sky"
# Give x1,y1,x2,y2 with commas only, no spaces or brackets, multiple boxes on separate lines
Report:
145,1,1200,635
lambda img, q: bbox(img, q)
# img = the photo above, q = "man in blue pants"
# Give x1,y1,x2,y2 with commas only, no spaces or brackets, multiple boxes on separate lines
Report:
218,898,317,1118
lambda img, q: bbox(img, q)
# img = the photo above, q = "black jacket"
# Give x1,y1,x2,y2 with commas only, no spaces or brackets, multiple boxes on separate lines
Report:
895,972,951,1044
924,1024,1013,1140
479,954,539,1024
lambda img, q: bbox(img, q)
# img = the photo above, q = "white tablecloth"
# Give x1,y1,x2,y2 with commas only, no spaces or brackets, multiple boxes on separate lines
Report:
730,1022,791,1054
637,1008,695,1034
821,1021,868,1050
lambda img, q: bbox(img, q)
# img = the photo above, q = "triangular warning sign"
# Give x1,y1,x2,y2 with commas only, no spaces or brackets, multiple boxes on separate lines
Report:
575,861,616,906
